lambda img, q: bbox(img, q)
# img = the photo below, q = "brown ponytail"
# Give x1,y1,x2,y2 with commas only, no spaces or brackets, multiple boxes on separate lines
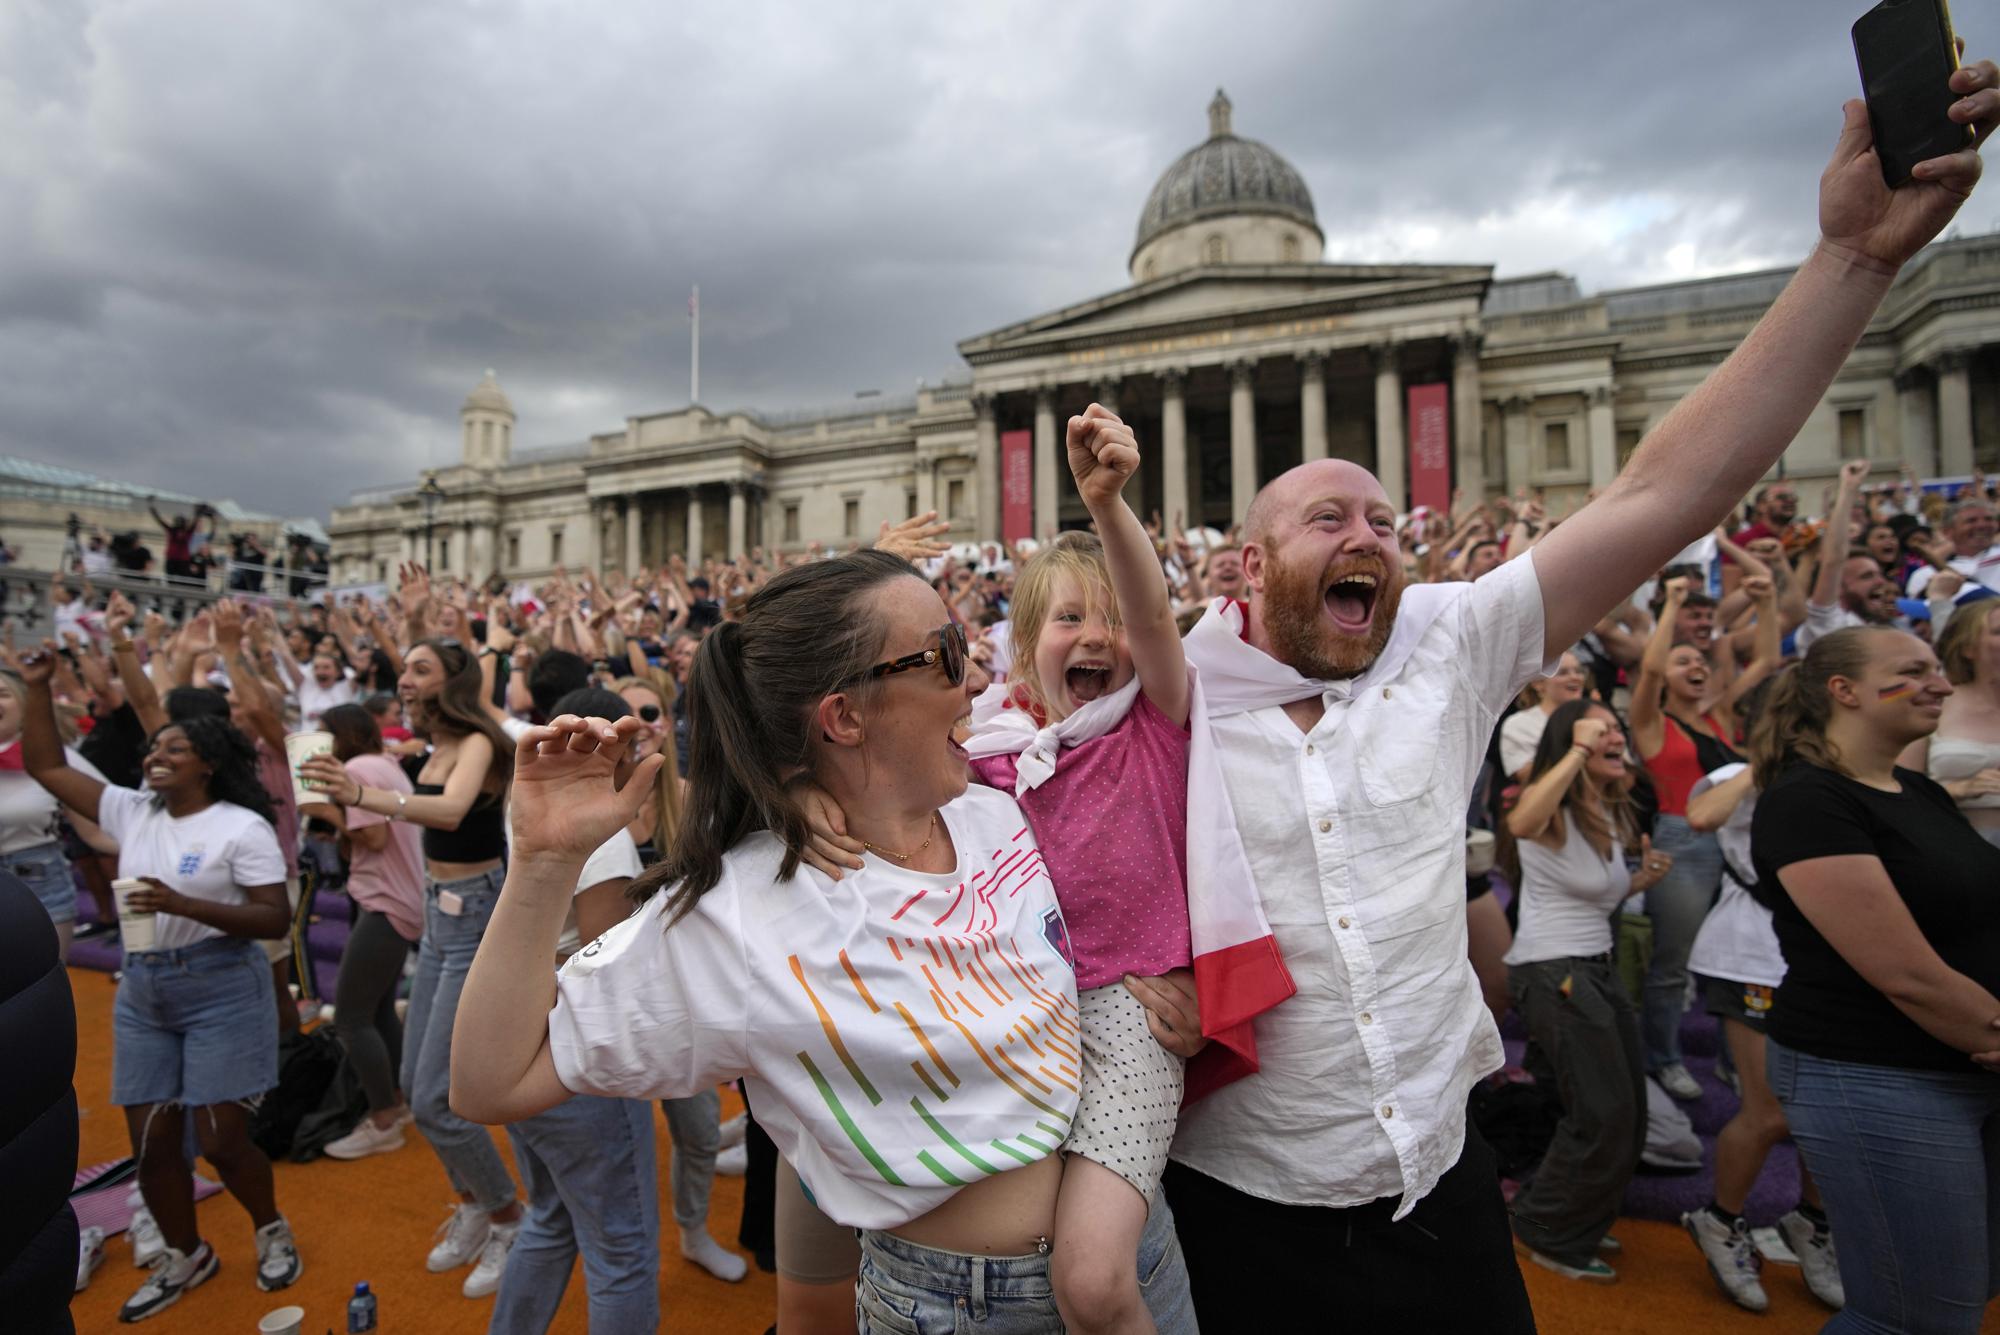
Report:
1748,626,1897,789
629,549,915,921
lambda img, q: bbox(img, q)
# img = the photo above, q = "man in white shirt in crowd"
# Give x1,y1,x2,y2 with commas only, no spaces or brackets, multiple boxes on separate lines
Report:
1162,82,1995,1329
294,650,358,730
1907,495,2000,599
1797,460,1903,654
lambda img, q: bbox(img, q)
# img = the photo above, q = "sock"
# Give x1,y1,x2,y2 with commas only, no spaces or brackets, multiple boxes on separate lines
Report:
1794,1201,1828,1231
1704,1201,1745,1229
680,1228,749,1283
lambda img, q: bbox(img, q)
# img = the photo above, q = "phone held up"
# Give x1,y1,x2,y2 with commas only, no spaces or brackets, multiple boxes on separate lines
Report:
1853,0,1975,186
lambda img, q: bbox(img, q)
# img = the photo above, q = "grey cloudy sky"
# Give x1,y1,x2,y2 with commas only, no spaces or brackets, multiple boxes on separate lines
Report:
3,0,1996,519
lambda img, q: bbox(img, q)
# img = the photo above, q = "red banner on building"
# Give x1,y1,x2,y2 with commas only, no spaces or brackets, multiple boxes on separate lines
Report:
1406,383,1451,514
1001,429,1033,545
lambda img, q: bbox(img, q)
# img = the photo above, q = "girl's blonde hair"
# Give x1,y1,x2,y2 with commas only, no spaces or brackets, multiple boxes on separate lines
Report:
1748,626,1903,789
0,667,78,745
1934,600,2000,686
1004,531,1119,722
611,673,683,855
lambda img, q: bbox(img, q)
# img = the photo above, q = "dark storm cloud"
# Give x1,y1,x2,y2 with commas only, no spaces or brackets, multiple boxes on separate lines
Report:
1,0,1993,517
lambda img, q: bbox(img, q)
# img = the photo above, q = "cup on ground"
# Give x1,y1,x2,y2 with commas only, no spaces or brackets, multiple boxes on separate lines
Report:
257,1305,305,1335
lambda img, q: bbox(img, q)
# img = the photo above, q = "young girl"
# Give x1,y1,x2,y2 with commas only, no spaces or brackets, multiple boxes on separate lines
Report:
811,403,1192,1335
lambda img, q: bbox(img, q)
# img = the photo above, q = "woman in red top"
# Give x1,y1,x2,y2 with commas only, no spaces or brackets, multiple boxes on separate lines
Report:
1630,574,1781,1099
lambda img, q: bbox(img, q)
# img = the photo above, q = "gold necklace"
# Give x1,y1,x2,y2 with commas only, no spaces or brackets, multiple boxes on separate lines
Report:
861,812,937,864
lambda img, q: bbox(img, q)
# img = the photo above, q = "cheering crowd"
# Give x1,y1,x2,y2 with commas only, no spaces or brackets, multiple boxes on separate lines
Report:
5,58,2000,1335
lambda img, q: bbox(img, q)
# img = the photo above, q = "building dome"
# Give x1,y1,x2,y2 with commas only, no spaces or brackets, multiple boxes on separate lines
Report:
1129,91,1323,280
462,369,514,417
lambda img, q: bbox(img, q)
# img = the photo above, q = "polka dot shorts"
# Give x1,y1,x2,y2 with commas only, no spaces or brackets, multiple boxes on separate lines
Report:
1065,983,1186,1202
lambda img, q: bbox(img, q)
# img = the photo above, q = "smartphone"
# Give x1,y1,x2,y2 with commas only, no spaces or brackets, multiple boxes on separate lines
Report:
1853,0,1973,186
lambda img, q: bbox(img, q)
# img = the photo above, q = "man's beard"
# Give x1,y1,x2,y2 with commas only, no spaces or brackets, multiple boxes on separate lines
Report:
1260,547,1404,680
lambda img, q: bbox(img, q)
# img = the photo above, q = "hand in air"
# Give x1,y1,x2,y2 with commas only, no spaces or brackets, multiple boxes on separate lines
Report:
1570,715,1610,754
1066,403,1141,509
510,715,668,862
1819,51,1998,270
876,511,951,565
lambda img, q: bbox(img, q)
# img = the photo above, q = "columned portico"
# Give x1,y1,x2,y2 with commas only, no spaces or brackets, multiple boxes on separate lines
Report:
686,486,706,565
973,395,1000,542
1034,388,1058,541
1451,333,1484,499
1228,362,1257,523
1373,343,1406,510
727,481,748,557
1586,385,1618,487
1161,369,1190,530
1299,352,1328,463
1937,349,1975,476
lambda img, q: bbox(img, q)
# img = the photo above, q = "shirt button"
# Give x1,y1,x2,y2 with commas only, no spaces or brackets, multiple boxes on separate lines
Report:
1317,819,1331,833
1382,687,1392,699
1305,743,1315,755
1381,1104,1394,1119
1360,1012,1373,1025
1338,916,1352,929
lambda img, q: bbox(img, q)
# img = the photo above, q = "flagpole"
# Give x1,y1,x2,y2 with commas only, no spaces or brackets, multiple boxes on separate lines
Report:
690,285,700,406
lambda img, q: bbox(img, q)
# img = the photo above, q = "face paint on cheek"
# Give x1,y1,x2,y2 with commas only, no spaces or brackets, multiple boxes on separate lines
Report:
1876,681,1919,701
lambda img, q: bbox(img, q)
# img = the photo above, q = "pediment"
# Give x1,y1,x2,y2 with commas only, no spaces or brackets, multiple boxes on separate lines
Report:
958,262,1492,364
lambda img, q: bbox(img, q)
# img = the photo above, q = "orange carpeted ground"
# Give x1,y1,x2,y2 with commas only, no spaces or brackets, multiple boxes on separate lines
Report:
64,968,1999,1333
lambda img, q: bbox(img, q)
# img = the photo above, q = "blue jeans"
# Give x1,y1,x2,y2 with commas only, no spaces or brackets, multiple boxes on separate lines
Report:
1769,1040,2000,1334
660,1088,720,1232
1641,815,1723,1070
401,868,517,1212
489,1093,660,1335
6,840,75,926
112,936,276,1107
855,1191,1196,1334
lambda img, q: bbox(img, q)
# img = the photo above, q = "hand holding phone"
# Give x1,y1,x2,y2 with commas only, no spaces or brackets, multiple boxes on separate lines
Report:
1853,0,1975,186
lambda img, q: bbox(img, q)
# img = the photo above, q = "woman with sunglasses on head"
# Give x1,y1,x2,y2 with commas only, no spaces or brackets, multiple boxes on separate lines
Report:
7,641,302,1322
1748,627,2000,1334
453,548,1202,1335
300,638,526,1301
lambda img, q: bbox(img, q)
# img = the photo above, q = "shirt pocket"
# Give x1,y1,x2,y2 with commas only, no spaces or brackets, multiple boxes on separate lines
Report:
1350,678,1448,809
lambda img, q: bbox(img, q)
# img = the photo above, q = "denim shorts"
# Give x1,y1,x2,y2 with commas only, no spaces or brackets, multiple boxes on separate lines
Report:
112,936,278,1108
6,840,77,926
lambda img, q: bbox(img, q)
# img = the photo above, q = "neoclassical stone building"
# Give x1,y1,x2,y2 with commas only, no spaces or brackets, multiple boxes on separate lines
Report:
329,91,2000,585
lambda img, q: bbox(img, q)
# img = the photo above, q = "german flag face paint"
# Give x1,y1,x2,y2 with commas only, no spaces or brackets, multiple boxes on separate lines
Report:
1877,680,1920,702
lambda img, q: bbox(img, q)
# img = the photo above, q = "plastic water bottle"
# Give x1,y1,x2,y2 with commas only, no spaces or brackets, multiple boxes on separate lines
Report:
346,1280,378,1332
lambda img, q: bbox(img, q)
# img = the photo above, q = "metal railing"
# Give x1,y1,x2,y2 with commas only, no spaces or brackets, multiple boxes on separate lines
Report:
0,566,320,633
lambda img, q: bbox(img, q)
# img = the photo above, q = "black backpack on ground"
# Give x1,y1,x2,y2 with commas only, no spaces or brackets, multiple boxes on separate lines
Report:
250,1026,367,1163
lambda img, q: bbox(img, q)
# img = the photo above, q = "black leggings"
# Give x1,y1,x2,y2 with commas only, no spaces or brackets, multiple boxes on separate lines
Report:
333,908,411,1113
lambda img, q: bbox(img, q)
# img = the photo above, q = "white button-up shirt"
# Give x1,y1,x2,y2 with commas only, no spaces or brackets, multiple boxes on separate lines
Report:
1170,553,1550,1217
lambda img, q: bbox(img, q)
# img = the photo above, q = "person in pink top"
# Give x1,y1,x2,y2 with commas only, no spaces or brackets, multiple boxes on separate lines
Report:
309,703,425,1160
810,403,1195,1335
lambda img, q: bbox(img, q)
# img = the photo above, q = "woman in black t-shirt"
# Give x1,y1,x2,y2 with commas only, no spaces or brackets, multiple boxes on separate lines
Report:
1749,627,2000,1334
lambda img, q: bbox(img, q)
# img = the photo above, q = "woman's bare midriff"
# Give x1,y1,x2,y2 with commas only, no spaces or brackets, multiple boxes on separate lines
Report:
1966,806,2000,836
887,1153,1062,1257
428,856,503,883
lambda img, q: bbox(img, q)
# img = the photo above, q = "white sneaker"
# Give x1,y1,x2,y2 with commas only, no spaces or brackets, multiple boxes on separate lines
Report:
118,1242,218,1323
426,1203,490,1273
323,1116,407,1160
680,1227,748,1283
717,1111,748,1150
715,1143,748,1177
1683,1208,1769,1312
127,1203,165,1268
254,1216,302,1292
77,1226,106,1292
1776,1210,1844,1310
1656,1062,1703,1102
462,1219,519,1299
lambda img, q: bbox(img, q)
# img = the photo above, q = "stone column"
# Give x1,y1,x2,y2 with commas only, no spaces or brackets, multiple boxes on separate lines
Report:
685,486,706,565
1502,397,1533,493
1586,385,1618,487
578,501,599,576
1299,351,1328,462
1093,377,1122,419
459,522,475,579
727,480,748,557
622,494,641,576
1034,386,1059,541
1372,342,1406,510
1229,361,1258,525
1451,332,1485,498
1935,350,1975,476
973,394,1000,539
1161,368,1190,533
1897,368,1939,476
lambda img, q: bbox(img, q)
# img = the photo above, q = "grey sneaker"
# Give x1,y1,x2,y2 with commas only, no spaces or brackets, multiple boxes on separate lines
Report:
76,1226,106,1292
1683,1209,1768,1312
426,1203,490,1273
1518,1243,1617,1283
254,1216,302,1292
1777,1210,1844,1310
118,1242,218,1323
126,1202,164,1268
1656,1062,1703,1102
462,1219,519,1299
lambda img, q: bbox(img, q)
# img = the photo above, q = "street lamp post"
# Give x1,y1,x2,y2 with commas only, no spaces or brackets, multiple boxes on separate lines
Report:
418,472,445,572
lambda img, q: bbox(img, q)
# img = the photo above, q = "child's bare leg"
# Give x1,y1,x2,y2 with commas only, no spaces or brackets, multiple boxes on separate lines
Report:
1051,1155,1157,1335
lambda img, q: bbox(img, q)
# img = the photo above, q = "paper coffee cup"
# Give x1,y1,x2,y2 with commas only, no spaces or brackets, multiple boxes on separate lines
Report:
111,878,157,954
257,1306,306,1335
284,730,334,809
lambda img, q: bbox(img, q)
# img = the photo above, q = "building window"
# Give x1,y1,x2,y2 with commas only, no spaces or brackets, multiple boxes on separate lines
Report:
1838,407,1867,461
506,533,520,568
376,560,388,583
549,528,563,566
907,491,918,520
1281,234,1300,262
783,503,801,544
1204,234,1226,264
843,499,859,538
947,478,966,520
439,538,450,570
1617,426,1643,467
1543,421,1572,473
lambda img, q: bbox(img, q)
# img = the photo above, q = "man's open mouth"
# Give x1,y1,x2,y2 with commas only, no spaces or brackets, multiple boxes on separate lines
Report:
1065,663,1114,702
1323,572,1380,634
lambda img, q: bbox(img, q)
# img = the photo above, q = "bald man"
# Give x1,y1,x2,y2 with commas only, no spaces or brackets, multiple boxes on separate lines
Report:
1163,82,1995,1329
